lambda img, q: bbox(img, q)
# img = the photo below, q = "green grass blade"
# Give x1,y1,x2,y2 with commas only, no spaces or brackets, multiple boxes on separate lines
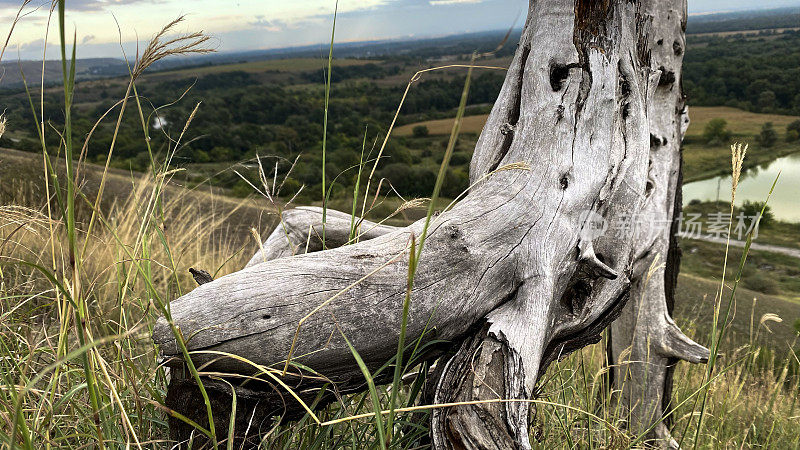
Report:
415,55,475,262
386,233,416,442
690,171,780,448
338,327,387,450
320,0,339,247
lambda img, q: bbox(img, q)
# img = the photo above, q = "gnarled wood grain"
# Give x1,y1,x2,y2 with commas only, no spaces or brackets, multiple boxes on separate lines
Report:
244,207,397,267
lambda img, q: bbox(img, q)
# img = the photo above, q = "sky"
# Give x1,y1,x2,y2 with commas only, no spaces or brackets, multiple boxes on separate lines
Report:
2,0,799,61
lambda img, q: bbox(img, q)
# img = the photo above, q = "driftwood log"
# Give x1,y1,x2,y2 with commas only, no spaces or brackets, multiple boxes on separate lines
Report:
153,0,707,447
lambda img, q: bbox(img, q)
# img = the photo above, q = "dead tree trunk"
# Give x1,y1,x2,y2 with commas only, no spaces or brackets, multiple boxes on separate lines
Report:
606,1,709,447
153,1,691,447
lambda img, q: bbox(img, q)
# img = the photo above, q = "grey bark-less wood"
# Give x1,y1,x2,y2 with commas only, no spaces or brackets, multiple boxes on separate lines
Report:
606,1,709,447
153,0,705,447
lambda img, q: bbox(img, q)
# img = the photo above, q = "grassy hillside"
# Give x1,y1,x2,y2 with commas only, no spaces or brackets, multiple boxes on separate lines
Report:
675,272,799,352
0,147,276,251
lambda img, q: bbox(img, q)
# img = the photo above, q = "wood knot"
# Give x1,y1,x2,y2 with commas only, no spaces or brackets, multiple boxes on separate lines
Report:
562,278,592,314
658,66,676,87
447,225,462,240
189,268,214,286
446,225,468,253
559,173,570,190
651,134,668,148
619,75,631,97
650,134,661,148
500,123,515,135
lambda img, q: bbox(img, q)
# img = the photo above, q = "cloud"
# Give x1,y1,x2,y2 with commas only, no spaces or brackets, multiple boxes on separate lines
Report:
17,38,45,52
429,0,483,5
248,15,286,32
4,0,522,60
247,1,393,31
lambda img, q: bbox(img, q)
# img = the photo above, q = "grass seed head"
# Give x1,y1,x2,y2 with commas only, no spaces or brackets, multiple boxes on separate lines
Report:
133,16,214,79
729,142,748,203
394,198,428,215
759,313,782,333
493,161,531,173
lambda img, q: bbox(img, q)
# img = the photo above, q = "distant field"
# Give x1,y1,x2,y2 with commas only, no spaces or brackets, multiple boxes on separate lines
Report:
685,106,800,136
155,58,378,76
683,107,800,181
689,27,800,37
395,106,800,137
394,106,800,183
395,114,490,136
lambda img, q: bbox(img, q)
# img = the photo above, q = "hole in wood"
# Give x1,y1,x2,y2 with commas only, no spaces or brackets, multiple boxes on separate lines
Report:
619,74,631,97
658,66,676,86
650,133,661,148
561,278,592,315
549,63,573,91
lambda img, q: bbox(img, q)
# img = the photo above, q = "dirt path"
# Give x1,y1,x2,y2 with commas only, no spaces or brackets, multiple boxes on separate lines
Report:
686,235,800,259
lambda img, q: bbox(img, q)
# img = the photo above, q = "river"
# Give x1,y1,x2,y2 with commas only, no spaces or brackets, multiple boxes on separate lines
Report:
682,152,800,222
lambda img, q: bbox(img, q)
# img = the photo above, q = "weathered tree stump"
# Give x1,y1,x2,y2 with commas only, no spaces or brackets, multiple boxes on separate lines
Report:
153,0,705,447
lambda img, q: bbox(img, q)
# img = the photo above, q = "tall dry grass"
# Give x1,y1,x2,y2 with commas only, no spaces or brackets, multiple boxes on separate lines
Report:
0,171,252,447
